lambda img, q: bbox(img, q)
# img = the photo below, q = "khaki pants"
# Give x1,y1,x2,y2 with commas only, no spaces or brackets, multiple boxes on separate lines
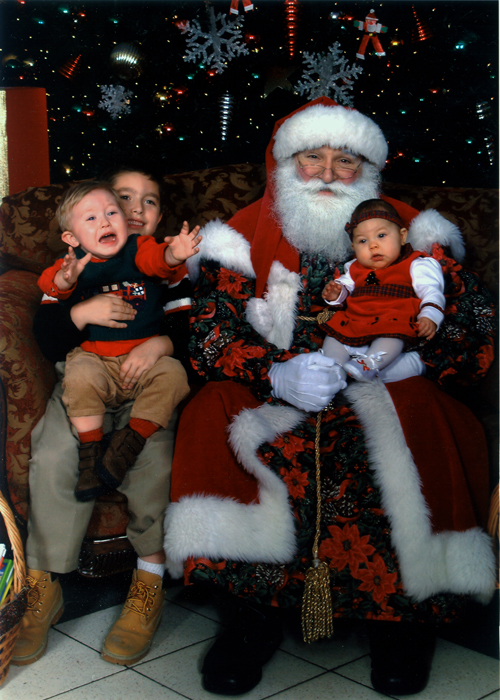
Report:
62,348,189,429
27,364,180,573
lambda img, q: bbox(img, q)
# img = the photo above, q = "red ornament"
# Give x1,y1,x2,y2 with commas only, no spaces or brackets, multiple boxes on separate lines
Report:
411,5,433,43
59,54,82,80
284,0,300,60
244,32,260,44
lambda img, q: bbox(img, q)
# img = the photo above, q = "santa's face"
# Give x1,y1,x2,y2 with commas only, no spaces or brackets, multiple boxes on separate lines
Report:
273,151,381,262
294,147,363,192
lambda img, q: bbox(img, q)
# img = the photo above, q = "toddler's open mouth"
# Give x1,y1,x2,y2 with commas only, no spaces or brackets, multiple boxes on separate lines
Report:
99,232,117,244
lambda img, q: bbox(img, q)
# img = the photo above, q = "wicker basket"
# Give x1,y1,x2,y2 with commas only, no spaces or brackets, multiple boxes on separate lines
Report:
0,491,27,686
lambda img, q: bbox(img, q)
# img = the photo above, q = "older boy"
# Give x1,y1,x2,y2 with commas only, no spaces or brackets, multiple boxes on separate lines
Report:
37,181,199,500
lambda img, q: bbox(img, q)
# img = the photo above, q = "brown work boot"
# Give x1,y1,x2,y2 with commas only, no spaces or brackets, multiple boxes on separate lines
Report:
75,440,106,501
101,569,164,665
98,426,146,489
11,570,64,666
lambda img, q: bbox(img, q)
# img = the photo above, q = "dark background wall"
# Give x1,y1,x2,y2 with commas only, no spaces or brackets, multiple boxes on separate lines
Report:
1,0,497,188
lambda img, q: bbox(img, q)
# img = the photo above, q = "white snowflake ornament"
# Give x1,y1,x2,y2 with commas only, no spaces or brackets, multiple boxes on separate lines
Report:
98,84,134,119
295,42,363,106
181,5,249,74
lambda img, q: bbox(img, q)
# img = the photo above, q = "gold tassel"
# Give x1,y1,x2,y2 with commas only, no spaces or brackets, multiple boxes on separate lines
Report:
302,559,333,643
301,409,334,643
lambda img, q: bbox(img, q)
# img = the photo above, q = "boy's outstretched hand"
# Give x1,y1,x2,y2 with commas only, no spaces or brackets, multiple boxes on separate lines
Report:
56,246,92,291
164,221,202,266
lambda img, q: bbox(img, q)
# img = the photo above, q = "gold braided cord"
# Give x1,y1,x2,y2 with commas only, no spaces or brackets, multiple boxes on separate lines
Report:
297,308,335,325
0,90,9,201
301,409,334,643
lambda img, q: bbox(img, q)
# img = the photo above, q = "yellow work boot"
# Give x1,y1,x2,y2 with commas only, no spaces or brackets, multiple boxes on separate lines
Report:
101,569,164,665
11,570,64,666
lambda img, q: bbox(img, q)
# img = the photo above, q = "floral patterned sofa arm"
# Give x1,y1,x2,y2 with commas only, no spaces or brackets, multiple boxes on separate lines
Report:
0,269,56,531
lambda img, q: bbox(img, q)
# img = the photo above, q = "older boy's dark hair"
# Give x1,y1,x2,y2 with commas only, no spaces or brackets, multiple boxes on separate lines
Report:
99,160,166,207
56,181,121,232
345,198,403,239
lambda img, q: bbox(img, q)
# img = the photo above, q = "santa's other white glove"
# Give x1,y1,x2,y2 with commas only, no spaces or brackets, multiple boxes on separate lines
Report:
268,352,347,412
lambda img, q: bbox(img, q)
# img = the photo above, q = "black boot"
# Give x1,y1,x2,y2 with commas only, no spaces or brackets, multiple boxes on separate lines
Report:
202,599,283,695
368,621,436,696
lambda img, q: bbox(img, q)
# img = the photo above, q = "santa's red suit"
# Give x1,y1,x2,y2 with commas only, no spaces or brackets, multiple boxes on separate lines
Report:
164,98,495,622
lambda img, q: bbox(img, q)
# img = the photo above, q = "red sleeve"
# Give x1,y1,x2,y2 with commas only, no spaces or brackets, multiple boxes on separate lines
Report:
37,259,76,300
135,235,187,282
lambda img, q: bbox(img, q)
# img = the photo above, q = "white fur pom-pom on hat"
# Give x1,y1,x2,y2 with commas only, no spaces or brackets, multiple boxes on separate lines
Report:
272,103,388,170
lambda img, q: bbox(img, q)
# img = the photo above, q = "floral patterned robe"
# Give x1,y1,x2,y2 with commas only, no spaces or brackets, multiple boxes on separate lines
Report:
165,219,496,624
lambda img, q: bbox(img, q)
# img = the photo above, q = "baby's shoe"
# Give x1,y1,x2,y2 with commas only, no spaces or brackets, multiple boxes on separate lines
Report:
75,441,106,501
344,352,386,382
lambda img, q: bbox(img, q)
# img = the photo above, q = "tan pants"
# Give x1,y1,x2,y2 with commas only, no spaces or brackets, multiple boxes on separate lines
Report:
62,348,189,428
27,364,181,573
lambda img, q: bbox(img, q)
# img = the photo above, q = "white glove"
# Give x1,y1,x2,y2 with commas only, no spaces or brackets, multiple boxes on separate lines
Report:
268,352,347,412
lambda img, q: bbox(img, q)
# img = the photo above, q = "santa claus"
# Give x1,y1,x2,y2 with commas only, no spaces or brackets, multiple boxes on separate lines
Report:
164,97,496,696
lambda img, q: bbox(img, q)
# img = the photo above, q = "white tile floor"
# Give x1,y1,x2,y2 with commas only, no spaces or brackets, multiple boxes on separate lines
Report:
4,582,499,700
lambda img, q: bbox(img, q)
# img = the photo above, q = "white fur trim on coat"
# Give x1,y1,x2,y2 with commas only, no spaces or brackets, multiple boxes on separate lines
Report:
164,403,303,579
273,104,388,170
344,380,496,603
408,209,465,263
245,261,302,350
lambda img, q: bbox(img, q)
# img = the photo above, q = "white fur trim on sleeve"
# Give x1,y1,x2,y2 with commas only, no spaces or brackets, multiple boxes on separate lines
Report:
407,209,465,263
185,219,255,284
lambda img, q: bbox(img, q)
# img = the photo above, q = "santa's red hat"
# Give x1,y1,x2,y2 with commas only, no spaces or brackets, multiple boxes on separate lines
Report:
272,97,388,170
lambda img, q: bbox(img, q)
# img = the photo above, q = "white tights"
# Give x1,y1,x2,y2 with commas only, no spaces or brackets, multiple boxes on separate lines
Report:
322,336,426,382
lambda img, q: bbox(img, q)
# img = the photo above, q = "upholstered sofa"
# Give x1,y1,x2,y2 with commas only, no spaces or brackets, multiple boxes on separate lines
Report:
0,163,497,577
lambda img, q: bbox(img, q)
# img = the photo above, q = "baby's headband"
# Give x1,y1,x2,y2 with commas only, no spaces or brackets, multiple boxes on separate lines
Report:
345,210,403,237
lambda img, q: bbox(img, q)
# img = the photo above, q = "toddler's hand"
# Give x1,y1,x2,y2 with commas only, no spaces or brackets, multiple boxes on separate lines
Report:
119,337,172,389
164,221,202,266
57,246,92,290
322,280,342,302
417,317,437,340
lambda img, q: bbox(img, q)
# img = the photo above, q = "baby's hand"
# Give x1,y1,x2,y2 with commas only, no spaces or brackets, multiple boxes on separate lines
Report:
322,280,343,302
417,317,438,340
56,247,92,290
164,221,202,266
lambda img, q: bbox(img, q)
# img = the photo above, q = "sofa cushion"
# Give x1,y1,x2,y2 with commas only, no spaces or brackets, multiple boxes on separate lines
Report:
0,164,267,275
382,183,499,298
0,185,70,275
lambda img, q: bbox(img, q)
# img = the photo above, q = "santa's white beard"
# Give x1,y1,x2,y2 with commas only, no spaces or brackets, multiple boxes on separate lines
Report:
273,159,381,262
